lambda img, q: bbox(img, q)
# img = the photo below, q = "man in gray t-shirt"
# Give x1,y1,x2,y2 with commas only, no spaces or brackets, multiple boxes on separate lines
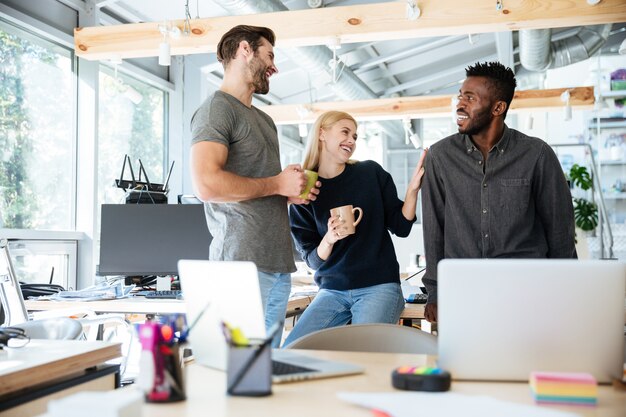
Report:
190,25,319,347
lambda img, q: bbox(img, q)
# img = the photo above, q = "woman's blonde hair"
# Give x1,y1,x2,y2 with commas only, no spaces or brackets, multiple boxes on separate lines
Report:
302,110,358,171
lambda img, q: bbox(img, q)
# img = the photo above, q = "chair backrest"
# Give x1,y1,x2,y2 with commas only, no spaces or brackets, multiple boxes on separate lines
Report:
14,317,83,340
0,239,29,326
284,323,438,355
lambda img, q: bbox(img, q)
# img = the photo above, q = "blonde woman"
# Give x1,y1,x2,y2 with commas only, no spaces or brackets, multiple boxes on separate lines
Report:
284,111,426,346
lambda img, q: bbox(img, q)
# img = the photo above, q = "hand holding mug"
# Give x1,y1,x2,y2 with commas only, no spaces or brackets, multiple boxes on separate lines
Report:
277,164,307,198
298,170,319,200
324,213,348,245
329,205,363,237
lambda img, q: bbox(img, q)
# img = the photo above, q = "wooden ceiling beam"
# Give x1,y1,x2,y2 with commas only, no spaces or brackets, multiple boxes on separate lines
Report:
75,0,626,61
259,87,595,124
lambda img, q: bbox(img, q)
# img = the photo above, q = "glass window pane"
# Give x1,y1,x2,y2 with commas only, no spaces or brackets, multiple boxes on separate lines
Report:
0,21,74,230
98,68,166,206
8,240,76,289
423,117,456,148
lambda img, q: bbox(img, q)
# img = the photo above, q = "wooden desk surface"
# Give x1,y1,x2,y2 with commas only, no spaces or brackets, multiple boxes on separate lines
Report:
25,298,187,315
140,350,626,417
0,339,121,397
25,296,423,320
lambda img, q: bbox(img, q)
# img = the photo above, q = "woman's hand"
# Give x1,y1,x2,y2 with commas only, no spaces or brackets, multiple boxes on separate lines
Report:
317,214,349,260
323,214,349,245
407,148,427,194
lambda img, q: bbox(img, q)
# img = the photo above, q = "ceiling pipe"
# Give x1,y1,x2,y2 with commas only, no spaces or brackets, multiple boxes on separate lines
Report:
218,0,404,138
519,24,612,72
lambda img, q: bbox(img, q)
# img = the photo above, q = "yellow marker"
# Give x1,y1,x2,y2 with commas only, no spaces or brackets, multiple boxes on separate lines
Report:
230,327,249,346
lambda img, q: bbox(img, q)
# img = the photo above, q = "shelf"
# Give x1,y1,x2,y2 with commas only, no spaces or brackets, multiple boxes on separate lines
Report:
589,120,626,129
599,159,626,165
602,193,626,200
599,90,626,100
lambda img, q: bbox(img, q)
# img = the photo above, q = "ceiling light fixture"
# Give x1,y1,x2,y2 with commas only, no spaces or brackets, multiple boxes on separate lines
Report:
406,0,421,21
496,0,503,11
525,114,534,130
158,21,181,66
298,123,308,138
402,117,421,149
183,0,192,36
619,38,626,55
296,105,312,138
561,90,572,121
327,37,345,84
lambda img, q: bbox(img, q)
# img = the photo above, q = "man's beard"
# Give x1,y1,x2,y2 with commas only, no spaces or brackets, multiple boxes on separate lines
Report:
458,106,492,136
250,58,269,95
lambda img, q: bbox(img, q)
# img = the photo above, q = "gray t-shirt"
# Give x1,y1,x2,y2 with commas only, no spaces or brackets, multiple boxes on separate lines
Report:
190,90,296,273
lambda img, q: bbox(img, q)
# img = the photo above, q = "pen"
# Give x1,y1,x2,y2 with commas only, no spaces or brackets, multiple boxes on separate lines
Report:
179,301,210,343
227,321,283,393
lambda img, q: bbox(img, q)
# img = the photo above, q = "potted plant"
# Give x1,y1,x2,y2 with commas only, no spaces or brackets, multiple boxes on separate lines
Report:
569,164,598,232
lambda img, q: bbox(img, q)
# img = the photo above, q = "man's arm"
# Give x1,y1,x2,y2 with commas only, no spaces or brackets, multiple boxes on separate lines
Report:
421,149,446,321
191,141,307,203
535,144,577,258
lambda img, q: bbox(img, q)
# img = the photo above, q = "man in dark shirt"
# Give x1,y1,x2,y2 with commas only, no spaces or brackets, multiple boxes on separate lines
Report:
421,61,576,322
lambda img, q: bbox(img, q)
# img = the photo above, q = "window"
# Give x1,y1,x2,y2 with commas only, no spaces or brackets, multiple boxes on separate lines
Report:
98,67,167,206
0,21,74,230
8,240,76,289
423,117,456,148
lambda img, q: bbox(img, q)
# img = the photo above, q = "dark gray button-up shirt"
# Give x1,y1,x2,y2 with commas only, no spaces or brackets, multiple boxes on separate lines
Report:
421,125,577,303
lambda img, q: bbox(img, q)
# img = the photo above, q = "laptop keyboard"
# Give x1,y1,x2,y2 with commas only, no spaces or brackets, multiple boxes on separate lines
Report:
272,360,316,375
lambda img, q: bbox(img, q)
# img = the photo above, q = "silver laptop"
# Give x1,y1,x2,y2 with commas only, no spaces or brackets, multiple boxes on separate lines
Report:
437,259,625,383
178,260,364,383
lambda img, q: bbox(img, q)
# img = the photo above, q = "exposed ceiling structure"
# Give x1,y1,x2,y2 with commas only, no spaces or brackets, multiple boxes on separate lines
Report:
92,0,626,149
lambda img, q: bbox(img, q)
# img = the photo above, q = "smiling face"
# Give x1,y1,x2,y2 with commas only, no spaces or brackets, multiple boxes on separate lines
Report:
456,76,496,136
247,37,277,95
319,119,358,165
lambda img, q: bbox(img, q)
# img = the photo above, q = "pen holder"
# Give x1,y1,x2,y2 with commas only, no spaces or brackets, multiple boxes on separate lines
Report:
227,342,272,396
138,322,186,403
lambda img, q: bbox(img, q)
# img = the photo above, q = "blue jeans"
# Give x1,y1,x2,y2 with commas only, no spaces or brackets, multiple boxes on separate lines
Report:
258,271,291,348
283,282,405,347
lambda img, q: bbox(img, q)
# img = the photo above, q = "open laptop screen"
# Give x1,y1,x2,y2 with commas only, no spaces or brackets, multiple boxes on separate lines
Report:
437,259,625,383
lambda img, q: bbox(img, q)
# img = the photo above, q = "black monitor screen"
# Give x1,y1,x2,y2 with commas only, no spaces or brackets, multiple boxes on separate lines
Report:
98,204,211,276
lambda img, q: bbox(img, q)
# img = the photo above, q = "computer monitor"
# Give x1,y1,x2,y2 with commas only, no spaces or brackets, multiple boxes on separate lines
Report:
98,204,212,277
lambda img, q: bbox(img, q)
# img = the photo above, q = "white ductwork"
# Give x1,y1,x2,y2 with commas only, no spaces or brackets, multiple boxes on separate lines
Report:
519,29,552,71
520,24,612,72
218,0,404,138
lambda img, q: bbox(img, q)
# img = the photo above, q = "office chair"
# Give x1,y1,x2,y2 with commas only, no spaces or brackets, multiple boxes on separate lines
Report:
12,317,83,340
283,323,438,355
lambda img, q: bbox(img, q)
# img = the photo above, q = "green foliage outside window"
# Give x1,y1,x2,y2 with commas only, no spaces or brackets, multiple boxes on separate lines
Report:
0,27,72,229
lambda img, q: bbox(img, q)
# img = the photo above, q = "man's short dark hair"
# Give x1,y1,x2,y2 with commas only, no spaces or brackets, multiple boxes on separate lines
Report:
216,25,276,67
466,61,517,115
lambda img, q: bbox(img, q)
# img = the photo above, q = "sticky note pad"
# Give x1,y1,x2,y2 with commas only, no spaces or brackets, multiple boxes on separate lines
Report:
530,371,597,406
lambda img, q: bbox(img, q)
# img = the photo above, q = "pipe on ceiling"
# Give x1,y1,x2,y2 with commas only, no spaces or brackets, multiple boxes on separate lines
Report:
519,24,612,72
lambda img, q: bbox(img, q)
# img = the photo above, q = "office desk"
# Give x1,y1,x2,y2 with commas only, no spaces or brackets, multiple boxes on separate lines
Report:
0,339,122,417
25,296,424,321
139,351,626,417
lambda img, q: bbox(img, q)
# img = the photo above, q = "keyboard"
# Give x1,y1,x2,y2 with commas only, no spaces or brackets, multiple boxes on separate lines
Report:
406,293,428,304
143,290,183,299
271,360,315,376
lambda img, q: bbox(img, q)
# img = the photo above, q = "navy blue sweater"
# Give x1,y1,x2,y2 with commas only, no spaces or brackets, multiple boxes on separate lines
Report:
289,160,414,290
